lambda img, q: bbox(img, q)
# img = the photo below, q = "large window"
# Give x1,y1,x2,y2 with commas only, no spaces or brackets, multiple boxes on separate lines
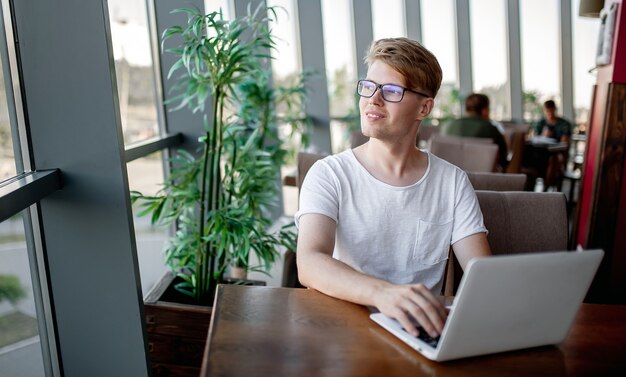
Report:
371,0,406,40
268,0,302,216
108,0,171,296
520,0,560,122
0,212,45,376
127,152,168,297
421,0,460,121
108,0,160,145
470,0,510,120
321,0,358,153
0,7,48,375
0,60,15,180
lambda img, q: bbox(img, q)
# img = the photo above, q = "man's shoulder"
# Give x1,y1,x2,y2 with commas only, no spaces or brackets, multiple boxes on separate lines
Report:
557,117,573,128
427,151,466,176
311,150,357,176
444,116,496,137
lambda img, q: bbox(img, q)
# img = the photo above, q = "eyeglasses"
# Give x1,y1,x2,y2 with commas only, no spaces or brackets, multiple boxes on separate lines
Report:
356,79,430,103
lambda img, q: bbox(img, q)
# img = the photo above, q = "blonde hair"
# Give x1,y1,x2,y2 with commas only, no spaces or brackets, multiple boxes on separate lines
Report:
364,38,442,98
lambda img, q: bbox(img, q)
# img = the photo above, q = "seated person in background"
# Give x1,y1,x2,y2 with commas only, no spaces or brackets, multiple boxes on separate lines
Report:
534,100,573,143
532,100,572,190
296,38,491,339
441,93,508,170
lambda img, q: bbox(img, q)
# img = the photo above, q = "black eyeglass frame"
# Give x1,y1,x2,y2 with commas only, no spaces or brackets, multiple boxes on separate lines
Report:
356,79,431,103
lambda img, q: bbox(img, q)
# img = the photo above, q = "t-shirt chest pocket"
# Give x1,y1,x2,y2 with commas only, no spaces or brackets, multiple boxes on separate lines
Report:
412,219,453,265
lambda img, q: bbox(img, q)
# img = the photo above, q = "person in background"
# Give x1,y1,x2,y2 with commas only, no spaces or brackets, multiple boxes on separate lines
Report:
441,93,508,170
296,38,491,340
530,100,573,191
534,100,573,143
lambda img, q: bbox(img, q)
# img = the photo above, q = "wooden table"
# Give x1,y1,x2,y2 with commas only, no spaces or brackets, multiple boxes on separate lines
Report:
201,285,626,376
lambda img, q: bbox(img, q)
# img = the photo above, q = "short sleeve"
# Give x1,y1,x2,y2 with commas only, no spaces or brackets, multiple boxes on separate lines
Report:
294,160,340,228
562,119,573,137
450,172,487,244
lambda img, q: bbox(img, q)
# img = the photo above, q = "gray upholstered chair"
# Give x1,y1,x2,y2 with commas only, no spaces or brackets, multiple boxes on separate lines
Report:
501,123,531,174
350,131,369,148
466,172,527,191
283,152,326,288
296,152,326,191
443,191,569,295
429,134,499,173
431,133,495,145
417,123,440,147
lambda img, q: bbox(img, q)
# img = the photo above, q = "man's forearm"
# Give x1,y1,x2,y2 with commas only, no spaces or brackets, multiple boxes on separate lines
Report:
297,250,391,307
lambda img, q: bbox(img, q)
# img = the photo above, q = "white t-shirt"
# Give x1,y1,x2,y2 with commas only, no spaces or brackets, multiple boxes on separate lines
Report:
295,149,487,294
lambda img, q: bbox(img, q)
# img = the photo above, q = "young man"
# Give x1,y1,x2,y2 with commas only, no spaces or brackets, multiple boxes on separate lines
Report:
441,93,509,170
295,38,491,339
534,100,573,143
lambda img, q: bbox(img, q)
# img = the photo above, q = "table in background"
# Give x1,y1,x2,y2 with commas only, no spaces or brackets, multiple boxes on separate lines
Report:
522,140,569,190
201,285,626,376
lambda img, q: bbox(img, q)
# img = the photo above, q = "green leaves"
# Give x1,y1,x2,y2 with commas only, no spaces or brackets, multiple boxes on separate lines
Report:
0,275,26,305
131,5,301,303
163,4,277,114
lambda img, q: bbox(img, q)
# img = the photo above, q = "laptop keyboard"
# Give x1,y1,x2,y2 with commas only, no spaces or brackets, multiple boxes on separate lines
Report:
416,326,440,348
402,325,440,348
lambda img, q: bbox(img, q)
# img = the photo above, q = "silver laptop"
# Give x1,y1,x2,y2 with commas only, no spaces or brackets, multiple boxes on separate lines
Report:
370,249,603,361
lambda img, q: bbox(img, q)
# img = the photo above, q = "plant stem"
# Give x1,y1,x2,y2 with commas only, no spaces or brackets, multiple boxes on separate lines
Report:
215,94,227,279
197,89,221,302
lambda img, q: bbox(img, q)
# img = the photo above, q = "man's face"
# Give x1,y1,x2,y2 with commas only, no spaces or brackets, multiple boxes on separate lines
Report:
359,60,431,143
543,106,556,120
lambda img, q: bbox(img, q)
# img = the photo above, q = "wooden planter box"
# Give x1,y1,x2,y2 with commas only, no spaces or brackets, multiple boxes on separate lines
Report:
144,272,265,376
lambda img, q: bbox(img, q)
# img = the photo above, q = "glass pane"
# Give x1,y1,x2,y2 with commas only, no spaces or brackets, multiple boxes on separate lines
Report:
205,0,233,18
269,0,306,155
421,0,460,121
321,0,357,118
470,0,511,121
0,46,16,181
0,212,45,376
107,0,160,145
520,0,560,122
321,0,358,153
371,0,406,40
268,0,300,81
126,152,168,297
572,1,600,133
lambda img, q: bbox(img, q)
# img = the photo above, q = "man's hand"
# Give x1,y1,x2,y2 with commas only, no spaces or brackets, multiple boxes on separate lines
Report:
372,283,447,338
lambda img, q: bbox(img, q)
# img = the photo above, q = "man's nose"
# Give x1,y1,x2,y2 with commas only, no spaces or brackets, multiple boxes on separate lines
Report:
368,89,384,105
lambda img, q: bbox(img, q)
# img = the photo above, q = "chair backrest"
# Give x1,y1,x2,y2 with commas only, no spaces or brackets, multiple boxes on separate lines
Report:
501,123,530,174
350,131,369,148
282,250,304,288
444,191,569,295
466,172,527,191
284,152,326,288
430,134,499,172
417,123,440,147
432,133,495,145
297,152,326,190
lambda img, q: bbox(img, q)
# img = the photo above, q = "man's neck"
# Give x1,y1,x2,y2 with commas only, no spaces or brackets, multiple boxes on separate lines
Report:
353,138,427,186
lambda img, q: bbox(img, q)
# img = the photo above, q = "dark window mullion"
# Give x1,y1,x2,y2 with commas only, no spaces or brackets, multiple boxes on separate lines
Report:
124,132,183,162
0,169,62,222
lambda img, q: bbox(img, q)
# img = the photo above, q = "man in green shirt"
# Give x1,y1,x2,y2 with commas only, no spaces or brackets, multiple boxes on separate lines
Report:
534,100,572,143
441,93,508,170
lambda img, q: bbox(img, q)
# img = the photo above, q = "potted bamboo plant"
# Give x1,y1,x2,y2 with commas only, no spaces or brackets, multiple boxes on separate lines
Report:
131,5,308,374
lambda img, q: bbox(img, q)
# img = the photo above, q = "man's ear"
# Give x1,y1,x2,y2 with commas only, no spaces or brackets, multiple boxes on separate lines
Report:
416,98,435,120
